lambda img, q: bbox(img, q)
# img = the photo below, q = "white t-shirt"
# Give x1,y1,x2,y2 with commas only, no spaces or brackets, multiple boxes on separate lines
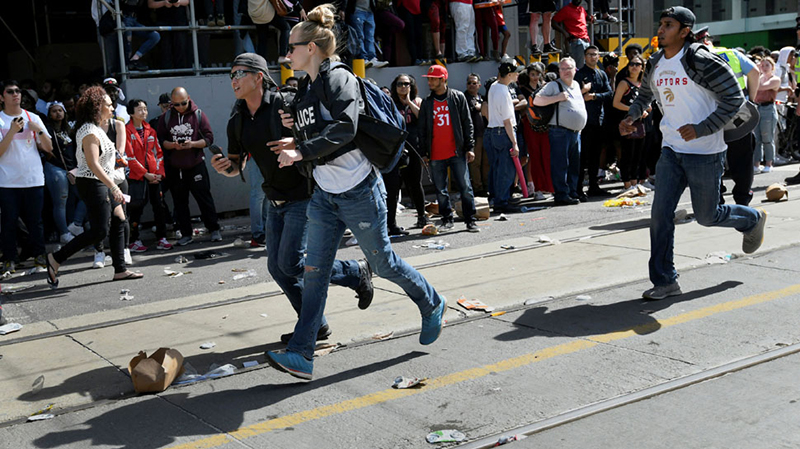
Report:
655,48,726,155
114,104,130,124
0,110,50,188
311,101,373,194
487,83,516,128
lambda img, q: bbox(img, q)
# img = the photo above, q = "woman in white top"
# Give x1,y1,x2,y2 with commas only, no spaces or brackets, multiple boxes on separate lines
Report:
264,4,446,380
45,86,143,288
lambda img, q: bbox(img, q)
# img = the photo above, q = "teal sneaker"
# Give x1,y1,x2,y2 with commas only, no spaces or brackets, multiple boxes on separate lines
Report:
266,351,313,380
419,297,446,345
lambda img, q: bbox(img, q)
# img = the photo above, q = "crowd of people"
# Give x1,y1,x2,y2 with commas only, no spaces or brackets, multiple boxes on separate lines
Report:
2,1,797,376
92,0,623,72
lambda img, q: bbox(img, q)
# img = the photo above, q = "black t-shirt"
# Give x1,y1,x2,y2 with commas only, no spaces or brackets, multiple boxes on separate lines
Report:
227,94,309,202
464,92,486,138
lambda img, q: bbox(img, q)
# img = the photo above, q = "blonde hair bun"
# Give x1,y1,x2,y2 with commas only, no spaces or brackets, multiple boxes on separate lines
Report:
307,4,337,29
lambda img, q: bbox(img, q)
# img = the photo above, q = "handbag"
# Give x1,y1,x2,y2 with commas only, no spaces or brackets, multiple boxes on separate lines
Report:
99,10,116,36
269,0,293,17
248,0,275,24
624,119,645,140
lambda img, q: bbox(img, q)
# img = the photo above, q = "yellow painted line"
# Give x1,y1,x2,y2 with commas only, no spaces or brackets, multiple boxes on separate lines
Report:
170,283,800,449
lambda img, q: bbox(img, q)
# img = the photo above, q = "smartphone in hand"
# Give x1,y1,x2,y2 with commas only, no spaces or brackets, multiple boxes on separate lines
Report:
208,144,235,174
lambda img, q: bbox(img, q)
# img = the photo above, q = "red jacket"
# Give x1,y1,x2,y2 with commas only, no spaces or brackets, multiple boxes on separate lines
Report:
125,120,165,181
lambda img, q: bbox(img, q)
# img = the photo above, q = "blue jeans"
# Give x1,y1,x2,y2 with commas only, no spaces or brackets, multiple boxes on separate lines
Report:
43,162,86,235
754,104,777,165
349,9,377,60
649,148,761,286
233,0,255,55
287,172,443,359
0,186,46,262
123,15,161,60
429,155,477,222
548,127,582,201
570,38,589,69
483,127,518,208
249,162,268,241
265,199,360,330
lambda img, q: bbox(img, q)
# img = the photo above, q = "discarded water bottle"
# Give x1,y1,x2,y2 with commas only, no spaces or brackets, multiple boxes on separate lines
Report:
233,269,257,281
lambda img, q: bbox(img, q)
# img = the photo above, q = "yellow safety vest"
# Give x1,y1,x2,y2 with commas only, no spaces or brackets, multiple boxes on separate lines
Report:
795,58,800,84
713,47,746,91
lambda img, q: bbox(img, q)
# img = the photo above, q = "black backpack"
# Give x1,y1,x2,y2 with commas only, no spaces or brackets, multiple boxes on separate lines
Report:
524,80,564,131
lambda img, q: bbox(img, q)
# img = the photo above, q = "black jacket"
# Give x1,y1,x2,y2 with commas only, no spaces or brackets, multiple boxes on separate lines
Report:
291,59,362,165
227,89,309,202
418,87,475,159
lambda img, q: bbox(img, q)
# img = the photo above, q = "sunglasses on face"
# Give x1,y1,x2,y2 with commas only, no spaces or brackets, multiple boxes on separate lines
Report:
287,41,312,53
174,101,189,107
397,82,411,87
629,62,643,66
230,69,257,80
467,81,479,85
4,88,21,95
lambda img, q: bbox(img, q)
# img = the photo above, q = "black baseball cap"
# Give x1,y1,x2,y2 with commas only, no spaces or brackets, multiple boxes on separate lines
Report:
158,93,171,105
499,60,525,77
660,6,696,30
232,52,269,75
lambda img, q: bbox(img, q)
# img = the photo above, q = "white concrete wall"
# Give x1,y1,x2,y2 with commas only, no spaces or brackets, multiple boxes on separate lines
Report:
124,60,503,216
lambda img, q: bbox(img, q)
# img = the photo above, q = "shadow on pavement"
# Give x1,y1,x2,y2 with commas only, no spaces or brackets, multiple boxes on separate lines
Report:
494,281,743,342
31,351,427,449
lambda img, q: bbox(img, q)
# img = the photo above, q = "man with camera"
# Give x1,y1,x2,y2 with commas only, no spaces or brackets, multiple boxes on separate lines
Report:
0,80,53,274
156,87,221,246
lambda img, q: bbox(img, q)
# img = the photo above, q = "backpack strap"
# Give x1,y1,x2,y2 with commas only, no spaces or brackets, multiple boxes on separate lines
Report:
555,79,564,127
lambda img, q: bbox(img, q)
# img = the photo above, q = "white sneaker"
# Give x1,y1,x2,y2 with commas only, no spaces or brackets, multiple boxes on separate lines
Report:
278,56,290,64
124,248,133,265
364,58,373,68
762,165,772,173
93,251,106,269
640,180,656,191
60,233,75,244
67,223,84,236
753,166,762,174
370,58,389,68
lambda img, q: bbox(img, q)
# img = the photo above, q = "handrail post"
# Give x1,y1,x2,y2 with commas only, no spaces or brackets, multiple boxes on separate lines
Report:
189,0,201,75
114,0,127,81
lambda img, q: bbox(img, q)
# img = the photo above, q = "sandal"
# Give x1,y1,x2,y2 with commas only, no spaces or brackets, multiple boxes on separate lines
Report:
45,253,59,289
113,271,144,281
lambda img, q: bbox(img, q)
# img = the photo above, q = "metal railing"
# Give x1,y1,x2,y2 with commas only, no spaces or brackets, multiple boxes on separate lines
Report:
97,0,258,81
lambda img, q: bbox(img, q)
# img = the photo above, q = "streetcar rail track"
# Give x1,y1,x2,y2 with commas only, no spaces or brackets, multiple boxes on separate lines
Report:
459,342,800,448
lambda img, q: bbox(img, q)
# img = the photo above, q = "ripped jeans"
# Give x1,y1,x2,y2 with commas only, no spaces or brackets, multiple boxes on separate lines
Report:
286,170,444,360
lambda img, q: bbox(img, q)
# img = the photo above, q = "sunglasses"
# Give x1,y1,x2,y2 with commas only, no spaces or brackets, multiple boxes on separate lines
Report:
174,100,189,107
287,41,312,53
4,88,21,95
397,82,411,87
629,62,643,66
467,81,480,85
230,69,257,80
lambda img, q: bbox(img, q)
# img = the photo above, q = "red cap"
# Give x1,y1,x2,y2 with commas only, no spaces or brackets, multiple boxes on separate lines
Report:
422,64,448,79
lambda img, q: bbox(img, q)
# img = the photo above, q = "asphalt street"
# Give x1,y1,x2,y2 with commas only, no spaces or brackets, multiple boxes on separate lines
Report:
0,163,799,448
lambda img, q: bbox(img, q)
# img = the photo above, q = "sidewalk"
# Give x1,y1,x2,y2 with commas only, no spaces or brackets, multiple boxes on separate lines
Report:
1,196,798,424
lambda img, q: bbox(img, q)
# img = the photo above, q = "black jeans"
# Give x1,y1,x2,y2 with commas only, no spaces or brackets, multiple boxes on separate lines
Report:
580,124,603,191
382,152,426,228
0,186,45,263
55,178,127,274
397,5,422,62
167,162,220,236
721,132,755,206
256,15,289,57
619,136,646,182
128,179,169,241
